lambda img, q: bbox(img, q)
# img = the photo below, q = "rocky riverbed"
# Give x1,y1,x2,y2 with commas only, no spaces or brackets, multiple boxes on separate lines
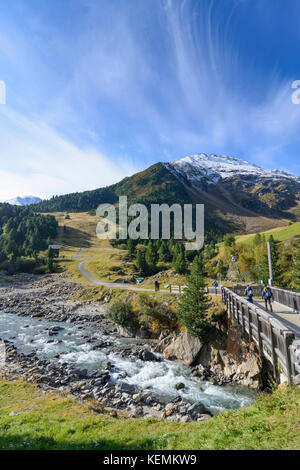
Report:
0,272,255,421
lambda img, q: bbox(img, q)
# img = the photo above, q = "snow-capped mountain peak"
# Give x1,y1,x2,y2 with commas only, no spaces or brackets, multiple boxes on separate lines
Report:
166,153,298,184
4,196,42,206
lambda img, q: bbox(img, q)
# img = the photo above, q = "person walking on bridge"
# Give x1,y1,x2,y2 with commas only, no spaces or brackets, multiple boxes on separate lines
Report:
244,285,254,304
262,285,273,312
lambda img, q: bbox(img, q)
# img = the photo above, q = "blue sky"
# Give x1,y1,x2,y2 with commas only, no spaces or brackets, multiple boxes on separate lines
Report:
1,0,300,199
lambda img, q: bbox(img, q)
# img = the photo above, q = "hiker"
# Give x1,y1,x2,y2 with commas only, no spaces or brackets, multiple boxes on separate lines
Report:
262,284,273,312
244,285,254,304
154,280,160,292
212,280,218,288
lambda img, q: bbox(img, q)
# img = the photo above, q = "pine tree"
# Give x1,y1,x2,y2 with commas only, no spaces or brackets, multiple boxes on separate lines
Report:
177,255,211,340
136,249,148,276
173,252,186,274
46,247,54,273
158,241,170,262
145,241,157,273
127,238,135,258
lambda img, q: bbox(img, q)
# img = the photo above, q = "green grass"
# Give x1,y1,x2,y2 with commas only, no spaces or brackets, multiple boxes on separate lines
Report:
235,221,300,246
0,381,299,450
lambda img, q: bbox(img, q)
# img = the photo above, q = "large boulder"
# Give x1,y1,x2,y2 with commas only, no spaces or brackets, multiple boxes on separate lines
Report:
163,331,202,366
186,402,211,418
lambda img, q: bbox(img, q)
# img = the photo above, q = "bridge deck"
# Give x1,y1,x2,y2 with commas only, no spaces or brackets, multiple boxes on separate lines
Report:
254,299,300,336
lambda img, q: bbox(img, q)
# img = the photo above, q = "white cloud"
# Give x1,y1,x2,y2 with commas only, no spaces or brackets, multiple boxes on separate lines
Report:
0,107,138,200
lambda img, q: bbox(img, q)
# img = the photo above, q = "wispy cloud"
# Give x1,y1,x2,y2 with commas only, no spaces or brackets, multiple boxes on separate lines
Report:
0,0,300,201
0,107,137,200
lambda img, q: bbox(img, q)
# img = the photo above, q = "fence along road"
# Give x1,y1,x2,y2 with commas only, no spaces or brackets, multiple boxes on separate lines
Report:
222,286,300,385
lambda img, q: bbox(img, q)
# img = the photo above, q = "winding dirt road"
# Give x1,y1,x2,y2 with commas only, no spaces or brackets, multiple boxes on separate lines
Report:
74,249,157,292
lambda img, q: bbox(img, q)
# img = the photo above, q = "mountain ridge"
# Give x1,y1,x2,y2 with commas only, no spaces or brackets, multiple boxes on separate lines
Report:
4,196,43,206
33,153,300,235
166,153,299,185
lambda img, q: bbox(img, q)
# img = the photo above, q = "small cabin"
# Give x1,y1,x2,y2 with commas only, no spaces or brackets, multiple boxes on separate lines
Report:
48,244,61,257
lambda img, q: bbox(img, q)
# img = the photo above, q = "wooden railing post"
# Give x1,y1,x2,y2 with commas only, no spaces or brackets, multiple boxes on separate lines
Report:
269,321,278,380
246,304,252,339
256,314,263,355
283,332,294,384
241,302,245,332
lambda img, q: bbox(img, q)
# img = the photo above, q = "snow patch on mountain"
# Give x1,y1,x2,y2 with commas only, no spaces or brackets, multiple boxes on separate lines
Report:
166,153,299,184
4,196,42,206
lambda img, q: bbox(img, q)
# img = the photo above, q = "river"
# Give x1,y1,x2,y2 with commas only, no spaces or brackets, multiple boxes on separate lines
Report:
0,311,255,415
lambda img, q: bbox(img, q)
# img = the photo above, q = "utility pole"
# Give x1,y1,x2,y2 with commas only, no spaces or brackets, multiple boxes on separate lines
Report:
267,241,273,286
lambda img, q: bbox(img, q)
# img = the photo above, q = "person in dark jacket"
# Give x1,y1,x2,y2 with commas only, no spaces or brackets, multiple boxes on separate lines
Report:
244,286,254,304
262,285,273,312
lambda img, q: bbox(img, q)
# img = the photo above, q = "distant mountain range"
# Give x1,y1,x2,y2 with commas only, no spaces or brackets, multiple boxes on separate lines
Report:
5,196,43,206
34,153,300,234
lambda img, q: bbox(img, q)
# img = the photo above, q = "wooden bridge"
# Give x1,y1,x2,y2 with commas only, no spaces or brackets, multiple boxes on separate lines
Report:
221,286,300,385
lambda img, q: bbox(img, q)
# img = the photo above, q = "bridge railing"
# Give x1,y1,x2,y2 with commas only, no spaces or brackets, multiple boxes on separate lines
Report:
270,287,300,312
167,285,222,295
230,284,300,311
222,286,297,384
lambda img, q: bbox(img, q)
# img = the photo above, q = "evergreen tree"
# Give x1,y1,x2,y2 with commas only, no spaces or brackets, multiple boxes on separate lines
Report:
136,249,148,276
158,241,170,262
177,255,211,340
145,241,157,273
127,238,135,258
173,252,186,274
46,247,54,273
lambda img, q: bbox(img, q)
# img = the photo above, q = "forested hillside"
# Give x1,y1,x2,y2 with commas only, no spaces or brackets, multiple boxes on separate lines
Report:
0,203,58,273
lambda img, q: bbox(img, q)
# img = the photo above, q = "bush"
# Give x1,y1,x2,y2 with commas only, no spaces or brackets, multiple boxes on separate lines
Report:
138,294,177,329
108,302,137,329
0,258,37,274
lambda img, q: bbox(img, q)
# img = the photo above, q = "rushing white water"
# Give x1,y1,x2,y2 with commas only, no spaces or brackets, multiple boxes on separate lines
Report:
0,312,255,414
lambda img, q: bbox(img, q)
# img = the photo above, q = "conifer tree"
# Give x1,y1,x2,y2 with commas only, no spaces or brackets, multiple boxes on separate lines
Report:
136,249,148,276
173,251,186,274
177,255,211,340
145,241,157,273
127,238,135,258
158,241,170,262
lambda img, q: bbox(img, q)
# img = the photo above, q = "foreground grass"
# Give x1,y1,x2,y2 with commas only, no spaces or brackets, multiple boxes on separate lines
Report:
0,381,299,450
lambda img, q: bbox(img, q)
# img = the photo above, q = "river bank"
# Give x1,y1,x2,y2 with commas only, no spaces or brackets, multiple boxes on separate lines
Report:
0,272,255,422
1,380,299,450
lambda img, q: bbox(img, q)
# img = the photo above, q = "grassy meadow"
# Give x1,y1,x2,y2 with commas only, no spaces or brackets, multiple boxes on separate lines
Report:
0,381,299,450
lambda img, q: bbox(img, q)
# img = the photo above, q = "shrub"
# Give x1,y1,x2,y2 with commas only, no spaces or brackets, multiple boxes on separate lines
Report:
108,302,137,329
138,294,177,329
